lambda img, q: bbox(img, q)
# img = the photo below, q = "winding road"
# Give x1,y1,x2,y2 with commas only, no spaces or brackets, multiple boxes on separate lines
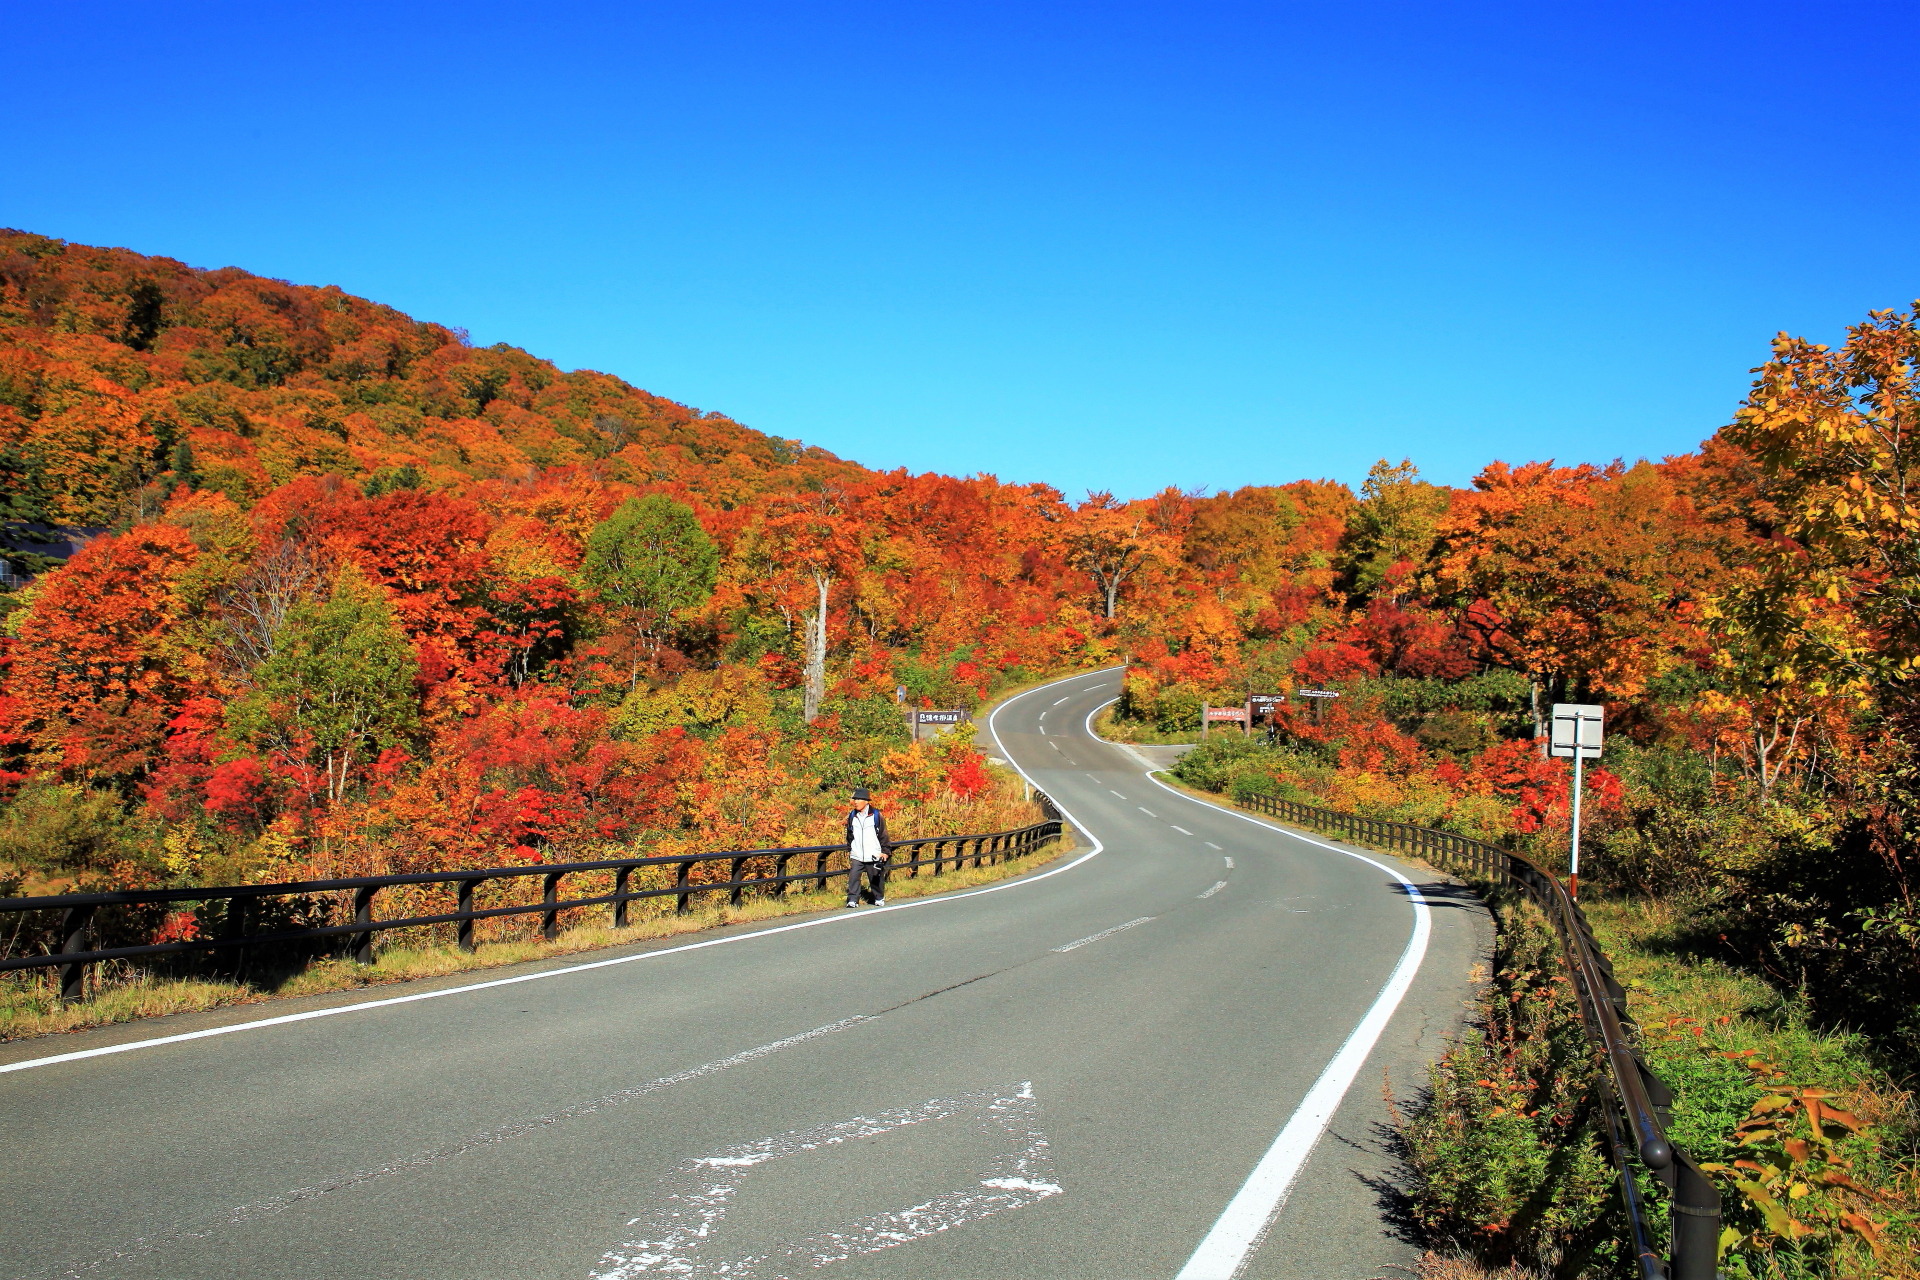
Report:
0,668,1489,1280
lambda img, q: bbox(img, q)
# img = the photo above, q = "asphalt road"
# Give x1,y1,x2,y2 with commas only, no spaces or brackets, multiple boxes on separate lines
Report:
1,668,1490,1280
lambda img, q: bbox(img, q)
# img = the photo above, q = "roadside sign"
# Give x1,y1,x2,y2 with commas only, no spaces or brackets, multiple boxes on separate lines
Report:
1296,688,1339,725
1205,707,1248,721
1550,704,1603,759
1550,703,1604,898
1248,694,1284,711
911,708,966,741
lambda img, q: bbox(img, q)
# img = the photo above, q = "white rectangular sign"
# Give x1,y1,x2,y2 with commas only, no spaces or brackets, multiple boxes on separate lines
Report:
1550,703,1604,759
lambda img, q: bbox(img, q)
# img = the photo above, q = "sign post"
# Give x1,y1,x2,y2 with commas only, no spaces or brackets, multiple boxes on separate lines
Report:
1249,694,1283,742
1550,703,1604,897
1202,705,1249,739
1297,689,1340,725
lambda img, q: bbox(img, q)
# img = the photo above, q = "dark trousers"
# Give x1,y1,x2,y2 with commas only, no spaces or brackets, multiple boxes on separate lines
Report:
848,859,888,904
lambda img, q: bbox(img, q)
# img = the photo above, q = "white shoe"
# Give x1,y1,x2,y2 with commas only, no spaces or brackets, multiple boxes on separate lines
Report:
874,899,886,907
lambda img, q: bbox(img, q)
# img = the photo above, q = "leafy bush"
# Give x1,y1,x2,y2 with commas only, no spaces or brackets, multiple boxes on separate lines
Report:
1398,898,1619,1274
0,783,158,882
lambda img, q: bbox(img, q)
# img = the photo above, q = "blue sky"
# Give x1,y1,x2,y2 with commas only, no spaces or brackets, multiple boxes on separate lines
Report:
5,1,1918,499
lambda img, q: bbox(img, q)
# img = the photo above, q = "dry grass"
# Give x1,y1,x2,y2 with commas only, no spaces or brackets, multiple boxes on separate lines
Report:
1405,1255,1545,1280
0,835,1074,1044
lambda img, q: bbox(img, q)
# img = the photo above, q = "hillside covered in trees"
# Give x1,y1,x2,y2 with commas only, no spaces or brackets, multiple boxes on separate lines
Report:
3,230,1918,1081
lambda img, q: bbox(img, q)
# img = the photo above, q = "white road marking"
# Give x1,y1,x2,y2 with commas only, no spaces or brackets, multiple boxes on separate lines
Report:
1052,696,1070,706
45,1016,873,1276
1048,740,1061,751
1069,694,1438,1278
592,1084,1060,1278
1051,916,1154,953
1197,881,1229,899
0,676,1127,1079
1206,842,1223,851
1110,790,1126,798
1138,807,1157,816
1154,771,1433,1280
1223,856,1233,867
1171,825,1192,835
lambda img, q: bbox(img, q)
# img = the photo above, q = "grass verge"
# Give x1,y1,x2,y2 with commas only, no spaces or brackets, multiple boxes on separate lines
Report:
0,835,1075,1045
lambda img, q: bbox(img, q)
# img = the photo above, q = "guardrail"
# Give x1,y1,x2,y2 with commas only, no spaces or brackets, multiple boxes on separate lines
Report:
1239,792,1720,1280
0,807,1067,1003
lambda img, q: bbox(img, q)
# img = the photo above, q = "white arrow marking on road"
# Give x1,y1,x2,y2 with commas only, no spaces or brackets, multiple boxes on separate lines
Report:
592,1085,1060,1279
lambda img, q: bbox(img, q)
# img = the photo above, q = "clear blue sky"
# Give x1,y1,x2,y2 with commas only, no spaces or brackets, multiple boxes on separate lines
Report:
5,2,1917,499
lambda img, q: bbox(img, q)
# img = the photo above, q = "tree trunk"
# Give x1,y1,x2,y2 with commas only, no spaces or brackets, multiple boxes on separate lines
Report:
1104,575,1119,619
1530,679,1546,756
803,571,830,723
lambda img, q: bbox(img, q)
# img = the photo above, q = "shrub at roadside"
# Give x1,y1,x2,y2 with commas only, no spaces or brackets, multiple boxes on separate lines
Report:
1398,899,1619,1275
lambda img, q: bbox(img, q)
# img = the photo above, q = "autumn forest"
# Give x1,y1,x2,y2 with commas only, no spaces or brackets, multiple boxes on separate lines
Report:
3,229,1918,1077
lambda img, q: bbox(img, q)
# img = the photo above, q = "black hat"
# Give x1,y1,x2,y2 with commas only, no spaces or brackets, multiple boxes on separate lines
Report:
851,787,872,801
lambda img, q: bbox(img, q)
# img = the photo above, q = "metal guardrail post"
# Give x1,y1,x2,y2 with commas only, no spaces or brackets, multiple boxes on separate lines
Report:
612,866,631,926
220,896,249,979
457,878,480,951
773,854,793,897
728,857,747,906
351,886,377,964
674,860,693,914
541,871,564,940
1669,1150,1722,1280
57,904,94,1001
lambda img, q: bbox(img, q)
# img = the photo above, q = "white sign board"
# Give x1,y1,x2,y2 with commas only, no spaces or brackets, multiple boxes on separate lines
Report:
1550,703,1604,759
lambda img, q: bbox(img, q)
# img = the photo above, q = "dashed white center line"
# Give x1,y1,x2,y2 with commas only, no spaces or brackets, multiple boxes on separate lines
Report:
1051,917,1155,953
1205,842,1222,851
1048,741,1060,752
1138,807,1157,817
1052,697,1070,706
1224,856,1234,868
1197,880,1229,899
1170,825,1192,836
1110,790,1126,798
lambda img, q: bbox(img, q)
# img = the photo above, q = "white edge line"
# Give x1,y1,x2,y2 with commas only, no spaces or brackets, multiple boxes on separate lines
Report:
1072,697,1435,1279
1136,768,1432,1280
1,669,1128,1078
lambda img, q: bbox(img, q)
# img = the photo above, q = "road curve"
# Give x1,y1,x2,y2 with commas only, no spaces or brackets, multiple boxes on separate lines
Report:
0,669,1489,1280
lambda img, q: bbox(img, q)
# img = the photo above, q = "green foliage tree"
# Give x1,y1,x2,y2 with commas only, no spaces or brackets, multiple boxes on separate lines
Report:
583,494,719,669
1338,458,1449,601
228,565,419,803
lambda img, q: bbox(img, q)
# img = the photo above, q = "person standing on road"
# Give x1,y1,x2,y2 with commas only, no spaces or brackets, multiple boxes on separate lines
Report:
845,786,891,907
